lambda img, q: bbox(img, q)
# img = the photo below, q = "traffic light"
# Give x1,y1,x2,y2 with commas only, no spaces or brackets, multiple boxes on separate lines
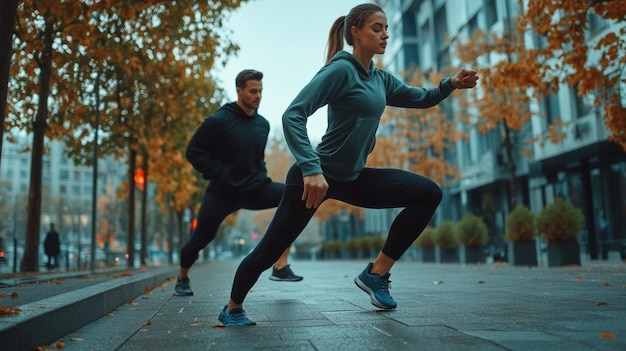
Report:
134,168,145,191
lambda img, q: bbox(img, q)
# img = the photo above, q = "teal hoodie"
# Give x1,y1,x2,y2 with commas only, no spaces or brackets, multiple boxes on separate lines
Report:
282,50,456,182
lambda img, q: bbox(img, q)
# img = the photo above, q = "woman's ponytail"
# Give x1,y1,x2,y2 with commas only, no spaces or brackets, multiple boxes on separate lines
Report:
326,16,345,63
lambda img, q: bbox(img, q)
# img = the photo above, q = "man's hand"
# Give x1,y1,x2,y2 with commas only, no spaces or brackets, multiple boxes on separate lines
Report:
451,69,478,89
302,174,328,209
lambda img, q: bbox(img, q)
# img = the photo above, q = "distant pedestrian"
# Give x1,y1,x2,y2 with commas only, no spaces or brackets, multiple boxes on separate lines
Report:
44,223,61,269
217,3,478,326
175,69,302,297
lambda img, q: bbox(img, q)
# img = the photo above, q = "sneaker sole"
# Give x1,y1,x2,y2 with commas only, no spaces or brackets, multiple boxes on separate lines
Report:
269,276,303,282
174,291,194,296
354,276,396,310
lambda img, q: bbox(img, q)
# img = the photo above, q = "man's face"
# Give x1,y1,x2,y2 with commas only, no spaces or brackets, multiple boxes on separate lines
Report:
236,79,262,114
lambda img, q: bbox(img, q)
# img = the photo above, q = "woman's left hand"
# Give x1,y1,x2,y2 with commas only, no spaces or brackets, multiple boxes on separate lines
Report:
451,69,478,89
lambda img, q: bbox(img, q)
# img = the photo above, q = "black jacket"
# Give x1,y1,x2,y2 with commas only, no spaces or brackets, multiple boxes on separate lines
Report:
186,102,271,192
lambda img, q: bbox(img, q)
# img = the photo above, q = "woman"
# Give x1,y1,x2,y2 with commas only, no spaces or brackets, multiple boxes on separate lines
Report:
218,3,478,326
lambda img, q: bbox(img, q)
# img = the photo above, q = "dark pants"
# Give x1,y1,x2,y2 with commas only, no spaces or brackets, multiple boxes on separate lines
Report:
179,181,284,269
230,164,442,303
47,254,59,269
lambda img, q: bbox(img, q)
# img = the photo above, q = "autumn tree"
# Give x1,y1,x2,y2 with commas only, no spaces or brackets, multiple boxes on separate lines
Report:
455,24,567,209
370,69,464,186
519,0,626,150
7,0,245,271
0,0,19,167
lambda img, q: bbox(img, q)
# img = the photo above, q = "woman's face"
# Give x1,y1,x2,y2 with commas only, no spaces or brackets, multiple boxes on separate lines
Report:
352,11,389,56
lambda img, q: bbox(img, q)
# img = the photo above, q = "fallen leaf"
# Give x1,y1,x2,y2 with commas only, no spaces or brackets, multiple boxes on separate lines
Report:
145,320,152,325
0,293,5,298
10,292,18,299
56,340,65,349
122,271,132,277
600,332,615,339
55,279,62,285
212,324,227,329
596,301,609,306
477,280,485,284
576,276,583,280
128,300,137,305
0,306,21,315
603,282,610,287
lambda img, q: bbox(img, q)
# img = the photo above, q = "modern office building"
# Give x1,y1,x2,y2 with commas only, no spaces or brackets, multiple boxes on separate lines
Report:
378,0,626,261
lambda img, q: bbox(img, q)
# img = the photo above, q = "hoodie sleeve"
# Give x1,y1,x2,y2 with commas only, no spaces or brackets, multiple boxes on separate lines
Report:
382,70,456,108
185,116,224,180
282,62,351,177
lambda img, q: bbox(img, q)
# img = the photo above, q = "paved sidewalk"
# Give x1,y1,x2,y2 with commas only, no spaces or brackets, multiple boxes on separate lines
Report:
46,259,626,351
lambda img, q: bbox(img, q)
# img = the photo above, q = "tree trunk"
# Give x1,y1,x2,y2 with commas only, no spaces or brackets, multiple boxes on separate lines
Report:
140,155,148,266
22,18,54,272
0,0,19,168
502,122,517,209
127,148,137,268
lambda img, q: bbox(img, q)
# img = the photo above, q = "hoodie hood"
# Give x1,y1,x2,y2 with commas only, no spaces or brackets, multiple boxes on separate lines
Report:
329,51,375,80
221,101,256,119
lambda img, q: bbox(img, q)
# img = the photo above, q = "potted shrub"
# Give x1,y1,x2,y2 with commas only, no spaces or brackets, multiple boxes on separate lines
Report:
455,213,488,264
435,221,459,263
414,226,436,262
504,206,538,266
345,237,361,259
535,198,585,266
322,240,341,259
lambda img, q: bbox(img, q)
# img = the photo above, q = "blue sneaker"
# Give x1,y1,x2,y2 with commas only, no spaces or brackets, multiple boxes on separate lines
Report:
354,262,397,310
218,305,256,326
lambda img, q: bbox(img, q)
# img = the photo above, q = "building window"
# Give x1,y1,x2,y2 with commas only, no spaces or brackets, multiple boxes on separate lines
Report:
60,184,67,194
60,169,69,180
572,87,591,118
543,92,561,127
484,0,497,29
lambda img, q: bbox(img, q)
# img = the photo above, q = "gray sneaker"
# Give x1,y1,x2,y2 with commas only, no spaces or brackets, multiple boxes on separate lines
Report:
269,265,303,281
174,277,194,296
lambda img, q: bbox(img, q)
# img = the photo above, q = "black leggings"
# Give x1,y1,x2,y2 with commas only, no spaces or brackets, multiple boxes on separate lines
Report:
179,181,284,269
230,164,442,303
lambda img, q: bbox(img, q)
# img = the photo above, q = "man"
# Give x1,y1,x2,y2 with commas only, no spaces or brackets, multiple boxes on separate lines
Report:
175,69,302,296
44,223,61,269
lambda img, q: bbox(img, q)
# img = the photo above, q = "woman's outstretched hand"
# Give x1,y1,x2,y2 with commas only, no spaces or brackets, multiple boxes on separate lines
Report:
302,174,328,209
451,69,479,89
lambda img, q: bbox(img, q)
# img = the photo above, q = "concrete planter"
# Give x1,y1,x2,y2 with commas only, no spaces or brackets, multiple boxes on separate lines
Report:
547,238,581,267
460,245,486,264
507,239,538,266
436,246,459,263
416,247,436,263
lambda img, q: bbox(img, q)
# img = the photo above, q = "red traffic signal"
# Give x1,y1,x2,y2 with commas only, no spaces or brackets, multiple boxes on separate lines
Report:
134,168,145,191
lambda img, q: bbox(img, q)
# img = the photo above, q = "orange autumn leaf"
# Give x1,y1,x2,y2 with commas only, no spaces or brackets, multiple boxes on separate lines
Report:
0,306,21,315
596,301,609,306
10,292,18,299
600,332,615,339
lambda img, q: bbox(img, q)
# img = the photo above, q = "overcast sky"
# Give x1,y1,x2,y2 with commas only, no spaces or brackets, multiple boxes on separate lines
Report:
216,0,373,142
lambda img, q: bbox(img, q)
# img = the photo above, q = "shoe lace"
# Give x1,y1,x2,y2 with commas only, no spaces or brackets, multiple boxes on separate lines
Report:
379,276,391,294
229,309,249,323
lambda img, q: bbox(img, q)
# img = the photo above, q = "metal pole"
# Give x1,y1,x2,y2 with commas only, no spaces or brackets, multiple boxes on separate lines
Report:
90,68,100,272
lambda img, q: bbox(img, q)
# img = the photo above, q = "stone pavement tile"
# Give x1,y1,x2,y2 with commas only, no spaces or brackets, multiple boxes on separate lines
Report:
53,260,625,351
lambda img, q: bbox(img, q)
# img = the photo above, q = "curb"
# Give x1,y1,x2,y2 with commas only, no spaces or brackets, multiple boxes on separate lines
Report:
0,265,179,351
